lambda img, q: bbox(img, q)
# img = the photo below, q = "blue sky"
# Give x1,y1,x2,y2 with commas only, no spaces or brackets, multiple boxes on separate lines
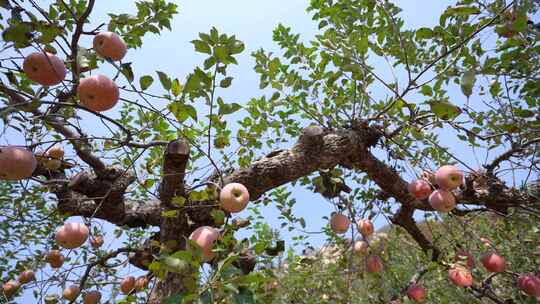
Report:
9,0,530,302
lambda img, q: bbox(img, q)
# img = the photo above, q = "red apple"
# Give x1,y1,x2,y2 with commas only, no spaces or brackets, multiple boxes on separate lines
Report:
83,290,101,304
90,235,104,249
46,250,64,268
428,189,456,212
62,284,80,301
408,179,432,200
406,283,427,302
0,146,37,180
365,255,384,273
435,165,463,190
2,280,20,298
448,266,473,287
18,270,35,284
518,273,540,297
330,213,350,234
93,32,127,61
120,276,135,294
55,222,89,249
357,219,374,238
77,75,119,112
481,252,506,273
220,183,250,213
23,52,66,86
189,226,220,262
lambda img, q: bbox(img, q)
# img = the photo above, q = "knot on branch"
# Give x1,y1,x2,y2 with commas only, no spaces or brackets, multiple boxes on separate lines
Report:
350,119,383,148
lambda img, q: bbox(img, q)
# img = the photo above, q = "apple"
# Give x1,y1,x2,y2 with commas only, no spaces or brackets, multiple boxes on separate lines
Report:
189,226,220,262
455,250,475,269
428,189,456,212
220,183,250,213
77,75,119,112
83,291,102,304
18,270,35,284
62,284,80,301
46,250,64,268
93,32,127,61
353,240,369,255
45,145,64,159
481,252,506,273
55,222,89,249
518,273,540,297
23,52,66,86
330,213,350,234
120,276,135,294
448,266,473,287
2,280,20,298
408,179,432,200
134,276,149,292
406,283,427,302
357,219,374,238
90,235,104,249
365,255,384,273
435,165,463,190
0,146,37,180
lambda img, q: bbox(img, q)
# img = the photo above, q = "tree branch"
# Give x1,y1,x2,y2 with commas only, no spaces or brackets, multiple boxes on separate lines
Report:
158,139,190,206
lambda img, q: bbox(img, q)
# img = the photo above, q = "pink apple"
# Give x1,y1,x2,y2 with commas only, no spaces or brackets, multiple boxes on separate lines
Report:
353,240,369,255
365,255,384,273
357,219,374,238
23,52,66,86
93,31,127,61
330,213,350,234
406,283,427,302
189,226,220,262
428,189,456,212
408,179,432,200
435,165,463,190
481,252,506,273
518,273,540,297
220,183,250,213
448,266,473,287
77,75,119,112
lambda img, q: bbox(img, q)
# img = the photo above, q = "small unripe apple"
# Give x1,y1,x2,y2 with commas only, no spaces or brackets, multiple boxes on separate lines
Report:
83,290,101,304
428,189,456,212
448,266,473,287
220,183,250,213
329,213,350,234
77,75,119,112
90,235,104,249
518,273,540,297
408,179,432,200
435,165,463,190
481,252,506,273
365,255,384,273
120,276,136,294
18,270,36,284
357,219,374,238
93,32,127,61
62,284,80,301
455,250,475,269
0,146,37,180
134,276,149,292
45,145,64,159
189,226,220,262
55,222,89,249
406,283,427,303
23,52,66,86
2,280,20,298
353,240,369,255
46,250,64,268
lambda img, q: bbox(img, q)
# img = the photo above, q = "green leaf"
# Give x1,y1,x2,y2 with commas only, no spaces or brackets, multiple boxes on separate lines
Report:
121,63,134,83
140,75,154,90
416,27,433,40
460,69,476,98
192,39,211,54
420,85,433,96
157,71,172,90
171,78,182,97
172,196,185,207
220,77,233,88
2,22,33,48
218,98,242,115
428,100,462,120
444,5,480,17
214,46,228,62
169,103,198,122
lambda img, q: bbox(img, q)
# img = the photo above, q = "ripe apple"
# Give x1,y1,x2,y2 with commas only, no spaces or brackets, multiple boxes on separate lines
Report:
406,283,427,302
62,284,80,301
23,52,66,86
435,165,463,190
353,240,369,255
220,183,250,213
134,276,149,292
189,226,220,262
120,276,135,294
93,32,127,61
77,75,119,112
46,250,64,268
455,250,475,269
448,266,473,287
330,213,350,234
83,290,101,304
55,222,89,249
365,255,384,273
480,252,506,273
357,219,374,238
408,179,432,200
0,146,37,180
2,280,20,298
18,270,35,284
90,235,104,249
518,273,540,297
428,189,456,212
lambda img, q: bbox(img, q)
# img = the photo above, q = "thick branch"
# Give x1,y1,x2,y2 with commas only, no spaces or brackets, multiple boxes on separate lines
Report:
158,139,190,206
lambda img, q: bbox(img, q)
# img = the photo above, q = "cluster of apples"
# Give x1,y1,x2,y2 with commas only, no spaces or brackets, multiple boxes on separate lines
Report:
22,31,126,112
2,270,35,298
188,183,250,262
408,165,463,213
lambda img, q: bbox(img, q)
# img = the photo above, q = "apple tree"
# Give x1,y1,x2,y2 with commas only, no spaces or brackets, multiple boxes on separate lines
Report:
0,0,539,303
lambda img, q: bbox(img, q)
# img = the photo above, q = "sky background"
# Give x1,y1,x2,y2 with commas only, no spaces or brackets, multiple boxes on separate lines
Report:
7,0,534,302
